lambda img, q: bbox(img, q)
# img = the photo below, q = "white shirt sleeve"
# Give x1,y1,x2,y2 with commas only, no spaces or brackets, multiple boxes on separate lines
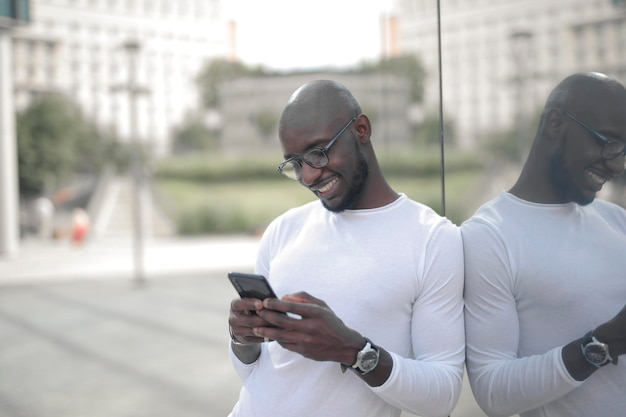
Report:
372,221,465,417
463,219,582,417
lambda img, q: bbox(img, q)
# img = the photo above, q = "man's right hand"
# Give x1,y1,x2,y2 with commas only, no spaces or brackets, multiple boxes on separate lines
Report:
228,298,272,363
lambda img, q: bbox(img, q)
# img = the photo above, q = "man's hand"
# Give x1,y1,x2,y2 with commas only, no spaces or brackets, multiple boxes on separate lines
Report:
253,292,366,366
228,298,272,363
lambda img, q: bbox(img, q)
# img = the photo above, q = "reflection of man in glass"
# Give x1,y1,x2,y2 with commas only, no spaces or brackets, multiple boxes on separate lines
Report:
463,72,626,417
227,80,465,417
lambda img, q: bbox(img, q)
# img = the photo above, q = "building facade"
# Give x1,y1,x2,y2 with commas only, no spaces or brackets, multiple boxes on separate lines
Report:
11,0,231,156
219,73,412,154
394,0,626,149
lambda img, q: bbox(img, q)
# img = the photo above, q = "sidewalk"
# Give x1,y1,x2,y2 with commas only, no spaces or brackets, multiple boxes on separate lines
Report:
0,234,486,417
0,234,258,417
0,234,260,285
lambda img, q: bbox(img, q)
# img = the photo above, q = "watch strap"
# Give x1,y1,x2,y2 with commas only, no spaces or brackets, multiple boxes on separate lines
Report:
341,340,367,374
340,339,377,374
352,341,372,369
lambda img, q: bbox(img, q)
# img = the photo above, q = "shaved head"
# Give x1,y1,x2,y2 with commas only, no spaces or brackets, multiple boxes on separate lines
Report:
541,72,626,121
279,80,361,134
512,71,626,205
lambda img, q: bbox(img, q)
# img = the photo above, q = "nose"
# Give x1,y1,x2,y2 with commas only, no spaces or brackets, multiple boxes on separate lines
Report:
299,162,323,187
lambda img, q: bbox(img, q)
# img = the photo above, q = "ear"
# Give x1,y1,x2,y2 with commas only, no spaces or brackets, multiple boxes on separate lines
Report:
354,114,372,144
545,108,564,139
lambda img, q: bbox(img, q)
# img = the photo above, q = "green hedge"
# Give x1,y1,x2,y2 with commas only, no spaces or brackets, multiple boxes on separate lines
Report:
155,153,281,183
155,148,483,183
154,148,485,235
378,148,483,177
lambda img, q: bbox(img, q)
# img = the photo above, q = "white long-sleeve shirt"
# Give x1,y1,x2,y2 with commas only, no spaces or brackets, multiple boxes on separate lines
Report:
462,192,626,417
229,194,465,417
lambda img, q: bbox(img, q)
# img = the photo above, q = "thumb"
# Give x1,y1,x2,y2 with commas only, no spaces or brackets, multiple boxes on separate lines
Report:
282,291,325,306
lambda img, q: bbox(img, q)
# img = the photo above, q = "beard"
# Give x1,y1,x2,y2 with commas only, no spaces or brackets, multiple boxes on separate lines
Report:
323,146,369,213
549,149,594,206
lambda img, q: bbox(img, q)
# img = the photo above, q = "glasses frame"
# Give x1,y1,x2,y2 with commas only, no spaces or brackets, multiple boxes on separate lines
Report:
277,117,357,180
563,111,626,164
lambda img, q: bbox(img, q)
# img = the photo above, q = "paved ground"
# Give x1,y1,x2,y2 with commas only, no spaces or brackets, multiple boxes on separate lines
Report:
0,235,487,417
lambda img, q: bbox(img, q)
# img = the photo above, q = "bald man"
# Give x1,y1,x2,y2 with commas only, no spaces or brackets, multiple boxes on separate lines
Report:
463,72,626,417
228,80,464,417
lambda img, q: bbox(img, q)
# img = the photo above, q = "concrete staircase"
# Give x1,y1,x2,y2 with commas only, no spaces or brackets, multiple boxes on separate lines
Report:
89,174,175,239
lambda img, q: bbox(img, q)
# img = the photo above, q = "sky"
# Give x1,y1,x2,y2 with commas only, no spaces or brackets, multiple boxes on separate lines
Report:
225,0,393,71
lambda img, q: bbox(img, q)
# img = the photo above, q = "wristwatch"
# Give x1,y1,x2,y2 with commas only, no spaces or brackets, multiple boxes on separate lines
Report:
581,330,618,367
341,339,380,374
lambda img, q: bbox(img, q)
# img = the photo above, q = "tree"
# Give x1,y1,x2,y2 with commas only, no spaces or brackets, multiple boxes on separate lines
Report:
360,54,426,102
255,109,278,141
16,93,118,198
195,59,266,109
171,116,217,153
414,112,456,147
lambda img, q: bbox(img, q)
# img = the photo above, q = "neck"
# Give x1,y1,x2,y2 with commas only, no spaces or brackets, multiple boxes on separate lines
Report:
359,170,399,209
509,157,560,204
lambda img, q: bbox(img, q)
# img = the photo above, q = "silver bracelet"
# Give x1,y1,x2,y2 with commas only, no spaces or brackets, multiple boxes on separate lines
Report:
229,325,248,346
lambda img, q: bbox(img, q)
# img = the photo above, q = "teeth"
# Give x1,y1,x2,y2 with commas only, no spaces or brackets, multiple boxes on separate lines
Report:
318,177,337,193
588,171,606,185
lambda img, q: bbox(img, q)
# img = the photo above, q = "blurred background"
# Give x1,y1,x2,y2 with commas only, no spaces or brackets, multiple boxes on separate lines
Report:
1,1,625,416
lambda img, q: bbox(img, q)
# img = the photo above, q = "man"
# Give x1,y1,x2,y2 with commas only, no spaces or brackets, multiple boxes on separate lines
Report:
227,80,464,417
463,72,626,417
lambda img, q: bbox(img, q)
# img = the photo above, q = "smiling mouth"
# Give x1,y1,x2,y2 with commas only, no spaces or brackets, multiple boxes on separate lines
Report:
313,177,338,194
587,169,608,188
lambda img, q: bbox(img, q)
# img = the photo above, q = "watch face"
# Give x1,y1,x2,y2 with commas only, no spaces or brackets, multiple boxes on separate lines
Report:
359,350,379,372
584,343,608,365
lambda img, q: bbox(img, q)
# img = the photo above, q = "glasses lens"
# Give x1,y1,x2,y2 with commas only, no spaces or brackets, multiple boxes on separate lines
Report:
302,149,329,168
278,160,301,179
603,140,626,159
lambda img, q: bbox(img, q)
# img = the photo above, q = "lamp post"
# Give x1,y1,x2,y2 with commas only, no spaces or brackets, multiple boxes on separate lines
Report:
0,26,18,257
112,40,149,286
510,30,534,162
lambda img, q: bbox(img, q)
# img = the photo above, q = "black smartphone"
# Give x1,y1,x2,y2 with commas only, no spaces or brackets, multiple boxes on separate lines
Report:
228,272,278,300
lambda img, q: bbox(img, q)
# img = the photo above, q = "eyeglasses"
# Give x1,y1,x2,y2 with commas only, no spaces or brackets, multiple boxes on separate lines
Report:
277,117,356,180
563,111,626,168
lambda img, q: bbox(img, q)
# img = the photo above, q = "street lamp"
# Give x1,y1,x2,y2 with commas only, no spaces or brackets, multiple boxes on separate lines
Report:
111,39,150,286
0,26,18,257
510,30,534,162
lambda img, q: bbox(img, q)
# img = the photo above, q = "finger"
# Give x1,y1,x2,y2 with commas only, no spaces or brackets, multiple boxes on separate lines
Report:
281,293,314,304
230,310,275,330
231,298,264,313
258,308,299,329
263,297,325,317
282,291,326,306
253,325,284,342
231,324,267,344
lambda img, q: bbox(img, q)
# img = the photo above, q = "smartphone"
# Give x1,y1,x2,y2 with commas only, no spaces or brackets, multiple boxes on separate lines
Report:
228,272,278,300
